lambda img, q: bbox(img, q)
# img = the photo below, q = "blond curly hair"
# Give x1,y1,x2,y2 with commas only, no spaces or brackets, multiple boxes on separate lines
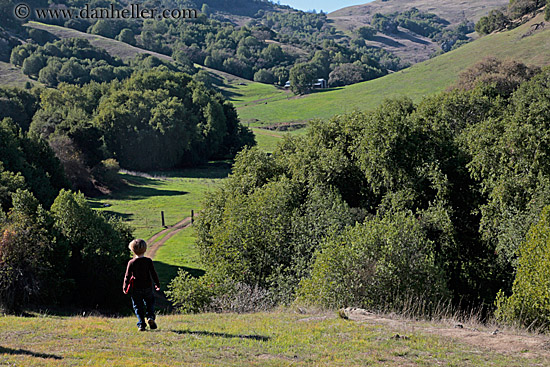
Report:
129,239,147,256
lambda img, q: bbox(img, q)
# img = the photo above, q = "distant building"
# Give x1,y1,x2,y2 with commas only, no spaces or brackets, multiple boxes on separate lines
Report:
283,79,327,89
313,79,327,89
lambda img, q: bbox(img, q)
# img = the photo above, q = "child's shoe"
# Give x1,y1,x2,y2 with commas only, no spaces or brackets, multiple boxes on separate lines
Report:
138,325,146,332
147,318,157,330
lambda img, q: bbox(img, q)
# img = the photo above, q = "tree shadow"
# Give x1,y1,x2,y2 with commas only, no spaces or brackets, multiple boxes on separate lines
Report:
395,30,432,45
154,262,205,286
109,187,189,201
0,346,63,360
371,35,405,47
152,162,232,179
171,329,270,341
98,211,133,221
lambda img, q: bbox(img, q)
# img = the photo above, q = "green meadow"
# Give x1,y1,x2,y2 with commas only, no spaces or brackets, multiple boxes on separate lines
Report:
1,311,547,366
87,164,230,285
88,164,230,240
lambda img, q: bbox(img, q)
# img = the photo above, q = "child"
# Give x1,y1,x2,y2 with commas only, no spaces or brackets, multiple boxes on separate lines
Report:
123,239,161,331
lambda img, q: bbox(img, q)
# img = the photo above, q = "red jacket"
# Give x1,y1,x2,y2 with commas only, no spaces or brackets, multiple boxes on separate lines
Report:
123,256,160,293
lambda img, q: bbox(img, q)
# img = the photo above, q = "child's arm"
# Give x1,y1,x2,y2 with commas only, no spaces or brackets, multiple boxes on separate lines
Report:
149,259,161,291
122,261,132,294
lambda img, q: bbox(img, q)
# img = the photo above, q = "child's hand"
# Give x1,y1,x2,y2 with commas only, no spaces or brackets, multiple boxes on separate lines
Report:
154,285,160,292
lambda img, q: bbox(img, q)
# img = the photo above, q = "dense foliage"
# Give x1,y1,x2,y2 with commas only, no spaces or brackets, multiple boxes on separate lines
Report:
170,61,550,319
0,115,132,312
22,69,254,189
10,38,193,88
495,206,550,329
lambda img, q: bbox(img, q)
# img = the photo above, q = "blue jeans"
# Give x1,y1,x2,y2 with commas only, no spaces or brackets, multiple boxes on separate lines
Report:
130,288,155,328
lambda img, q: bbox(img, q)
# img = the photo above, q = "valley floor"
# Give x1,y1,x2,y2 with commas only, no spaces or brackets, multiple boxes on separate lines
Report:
1,309,549,366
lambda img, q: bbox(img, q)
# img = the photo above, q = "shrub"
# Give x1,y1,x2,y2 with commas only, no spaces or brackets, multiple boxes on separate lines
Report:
495,206,550,329
356,26,377,39
253,69,275,84
297,211,448,311
167,269,274,314
0,190,66,313
50,190,132,308
167,270,232,313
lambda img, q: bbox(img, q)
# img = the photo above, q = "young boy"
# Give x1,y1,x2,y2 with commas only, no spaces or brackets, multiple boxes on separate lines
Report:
123,239,161,331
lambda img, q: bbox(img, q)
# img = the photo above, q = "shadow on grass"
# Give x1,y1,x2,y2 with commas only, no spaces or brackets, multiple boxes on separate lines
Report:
109,187,189,201
0,346,63,360
151,162,232,179
154,261,205,286
99,211,133,221
171,330,270,341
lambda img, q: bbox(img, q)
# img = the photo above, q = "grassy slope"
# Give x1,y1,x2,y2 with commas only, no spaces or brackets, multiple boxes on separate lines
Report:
0,61,36,87
236,13,550,125
329,0,510,25
1,311,547,366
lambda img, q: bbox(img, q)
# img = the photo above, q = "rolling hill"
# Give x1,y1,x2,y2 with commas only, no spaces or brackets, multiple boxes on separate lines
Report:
329,0,510,26
328,0,510,65
235,12,550,125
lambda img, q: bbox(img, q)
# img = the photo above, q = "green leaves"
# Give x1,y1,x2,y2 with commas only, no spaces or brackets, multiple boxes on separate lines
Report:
496,205,550,329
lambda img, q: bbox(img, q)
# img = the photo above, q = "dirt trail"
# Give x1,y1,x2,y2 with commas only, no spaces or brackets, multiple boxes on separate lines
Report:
145,213,198,259
341,308,550,359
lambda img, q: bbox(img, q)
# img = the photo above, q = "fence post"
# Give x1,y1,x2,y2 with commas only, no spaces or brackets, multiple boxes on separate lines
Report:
161,211,165,227
191,209,194,225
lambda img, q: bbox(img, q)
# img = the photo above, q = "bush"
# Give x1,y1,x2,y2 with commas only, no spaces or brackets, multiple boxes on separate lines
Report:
167,269,275,314
167,270,231,313
253,69,275,84
0,190,67,313
356,26,377,40
495,206,550,329
93,158,120,187
298,211,448,311
50,190,132,308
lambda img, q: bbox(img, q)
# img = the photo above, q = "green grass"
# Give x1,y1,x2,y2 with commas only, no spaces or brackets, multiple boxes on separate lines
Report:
0,61,36,87
154,226,204,285
88,164,230,240
234,13,550,125
1,311,547,366
252,128,285,153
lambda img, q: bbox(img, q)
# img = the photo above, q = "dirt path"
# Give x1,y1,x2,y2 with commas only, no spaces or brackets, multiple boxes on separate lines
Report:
145,213,198,259
341,307,550,359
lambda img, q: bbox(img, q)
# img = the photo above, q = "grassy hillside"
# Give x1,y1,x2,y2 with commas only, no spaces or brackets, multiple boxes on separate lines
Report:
236,13,550,125
0,60,36,87
329,0,509,26
1,310,548,366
